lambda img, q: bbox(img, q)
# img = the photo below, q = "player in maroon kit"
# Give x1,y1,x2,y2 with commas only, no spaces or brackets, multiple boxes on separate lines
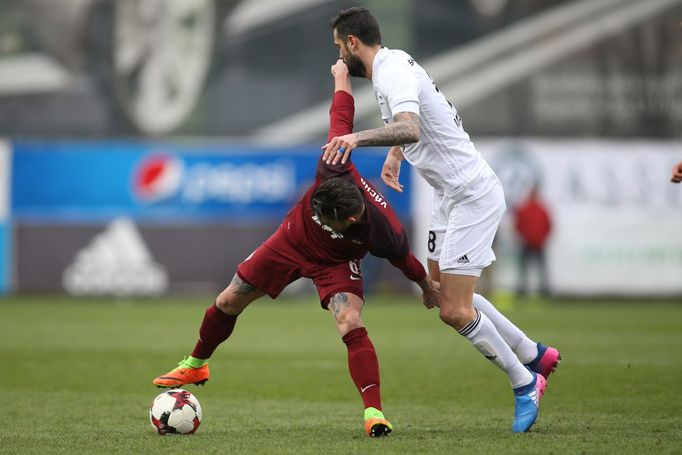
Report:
153,60,439,437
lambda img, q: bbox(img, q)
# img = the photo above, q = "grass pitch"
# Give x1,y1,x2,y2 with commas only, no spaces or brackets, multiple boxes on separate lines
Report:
0,294,680,454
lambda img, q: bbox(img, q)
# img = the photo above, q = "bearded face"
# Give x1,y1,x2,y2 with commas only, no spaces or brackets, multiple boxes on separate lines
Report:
333,29,368,78
343,43,367,78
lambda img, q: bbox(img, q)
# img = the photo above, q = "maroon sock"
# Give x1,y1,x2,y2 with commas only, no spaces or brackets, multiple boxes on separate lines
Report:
191,304,239,360
342,327,382,411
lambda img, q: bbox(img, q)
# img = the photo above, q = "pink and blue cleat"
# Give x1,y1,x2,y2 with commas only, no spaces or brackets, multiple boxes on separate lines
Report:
512,372,547,433
525,342,561,380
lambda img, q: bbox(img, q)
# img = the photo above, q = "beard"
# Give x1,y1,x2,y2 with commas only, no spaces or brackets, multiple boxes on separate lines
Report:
345,52,366,78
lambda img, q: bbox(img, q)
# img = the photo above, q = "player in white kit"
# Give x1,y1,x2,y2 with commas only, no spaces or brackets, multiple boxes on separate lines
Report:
322,7,561,433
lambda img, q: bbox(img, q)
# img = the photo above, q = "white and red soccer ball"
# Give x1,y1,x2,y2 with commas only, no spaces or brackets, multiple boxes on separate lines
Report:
149,389,202,435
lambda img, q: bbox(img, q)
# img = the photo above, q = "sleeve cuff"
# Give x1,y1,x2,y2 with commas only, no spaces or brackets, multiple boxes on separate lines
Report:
391,100,420,116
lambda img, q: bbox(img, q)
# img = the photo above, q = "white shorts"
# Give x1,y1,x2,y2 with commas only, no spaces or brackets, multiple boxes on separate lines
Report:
427,166,506,277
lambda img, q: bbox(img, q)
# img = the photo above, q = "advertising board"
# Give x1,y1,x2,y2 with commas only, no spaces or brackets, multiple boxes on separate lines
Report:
12,140,410,222
0,141,9,294
412,140,682,296
11,140,412,295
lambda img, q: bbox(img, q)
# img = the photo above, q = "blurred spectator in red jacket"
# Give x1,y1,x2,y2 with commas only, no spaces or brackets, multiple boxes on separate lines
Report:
514,185,552,298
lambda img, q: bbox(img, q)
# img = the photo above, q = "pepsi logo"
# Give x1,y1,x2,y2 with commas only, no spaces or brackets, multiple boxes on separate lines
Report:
133,154,184,203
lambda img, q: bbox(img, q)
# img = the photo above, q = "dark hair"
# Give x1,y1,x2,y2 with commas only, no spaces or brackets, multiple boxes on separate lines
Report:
330,7,381,46
311,177,363,222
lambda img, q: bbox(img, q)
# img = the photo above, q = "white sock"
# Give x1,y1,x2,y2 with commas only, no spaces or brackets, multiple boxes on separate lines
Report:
459,310,533,389
472,293,538,364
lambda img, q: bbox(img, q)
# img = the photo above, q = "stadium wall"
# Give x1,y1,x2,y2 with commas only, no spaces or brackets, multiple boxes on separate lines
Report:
412,139,682,297
8,139,681,297
9,140,412,296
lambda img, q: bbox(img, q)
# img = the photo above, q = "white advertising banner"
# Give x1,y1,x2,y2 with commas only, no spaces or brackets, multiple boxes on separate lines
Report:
412,139,682,296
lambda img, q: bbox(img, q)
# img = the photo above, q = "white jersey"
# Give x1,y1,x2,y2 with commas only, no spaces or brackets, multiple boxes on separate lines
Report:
372,47,488,192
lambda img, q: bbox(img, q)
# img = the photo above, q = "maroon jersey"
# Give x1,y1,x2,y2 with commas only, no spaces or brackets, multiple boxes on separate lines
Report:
282,90,424,282
237,90,425,304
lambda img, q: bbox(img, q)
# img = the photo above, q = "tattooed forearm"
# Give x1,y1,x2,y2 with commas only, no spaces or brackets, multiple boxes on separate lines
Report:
328,292,350,319
356,112,420,147
230,275,258,296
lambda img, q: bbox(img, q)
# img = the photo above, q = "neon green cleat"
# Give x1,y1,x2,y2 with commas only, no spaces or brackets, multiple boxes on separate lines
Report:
364,407,393,437
153,357,209,388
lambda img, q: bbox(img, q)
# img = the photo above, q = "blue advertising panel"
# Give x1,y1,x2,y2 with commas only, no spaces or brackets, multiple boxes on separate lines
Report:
11,140,412,223
0,142,10,293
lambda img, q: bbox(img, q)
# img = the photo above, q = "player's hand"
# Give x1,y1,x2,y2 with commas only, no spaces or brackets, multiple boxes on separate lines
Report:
322,134,357,165
382,146,404,192
671,161,682,183
419,277,440,309
331,59,352,95
331,59,349,79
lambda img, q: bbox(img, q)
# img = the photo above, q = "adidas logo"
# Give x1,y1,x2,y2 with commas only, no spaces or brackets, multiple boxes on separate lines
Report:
529,389,539,407
456,254,470,264
62,217,168,297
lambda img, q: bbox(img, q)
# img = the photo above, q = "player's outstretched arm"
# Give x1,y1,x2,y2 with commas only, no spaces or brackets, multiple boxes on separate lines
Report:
315,60,355,182
322,111,420,165
356,112,420,146
326,60,354,143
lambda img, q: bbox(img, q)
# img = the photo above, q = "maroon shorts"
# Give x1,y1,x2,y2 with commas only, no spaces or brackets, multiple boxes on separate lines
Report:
236,224,364,308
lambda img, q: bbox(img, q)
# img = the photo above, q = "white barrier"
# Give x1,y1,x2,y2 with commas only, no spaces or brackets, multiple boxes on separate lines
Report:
412,139,682,296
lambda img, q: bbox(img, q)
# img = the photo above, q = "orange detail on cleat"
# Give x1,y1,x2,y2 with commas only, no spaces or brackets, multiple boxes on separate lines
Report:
364,418,393,437
153,363,210,388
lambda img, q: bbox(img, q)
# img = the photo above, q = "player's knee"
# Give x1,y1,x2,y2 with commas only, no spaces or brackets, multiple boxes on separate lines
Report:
439,305,475,331
214,291,231,312
215,290,243,315
328,292,364,333
337,311,363,330
334,309,363,333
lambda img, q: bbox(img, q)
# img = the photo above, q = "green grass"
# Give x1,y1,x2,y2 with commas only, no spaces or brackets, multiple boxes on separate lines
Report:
1,295,681,454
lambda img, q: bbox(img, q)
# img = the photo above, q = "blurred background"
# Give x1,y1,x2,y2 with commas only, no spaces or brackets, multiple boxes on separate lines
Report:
0,0,680,299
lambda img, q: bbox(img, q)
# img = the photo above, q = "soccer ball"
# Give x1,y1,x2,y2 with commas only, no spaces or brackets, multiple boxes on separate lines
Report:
149,389,203,435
